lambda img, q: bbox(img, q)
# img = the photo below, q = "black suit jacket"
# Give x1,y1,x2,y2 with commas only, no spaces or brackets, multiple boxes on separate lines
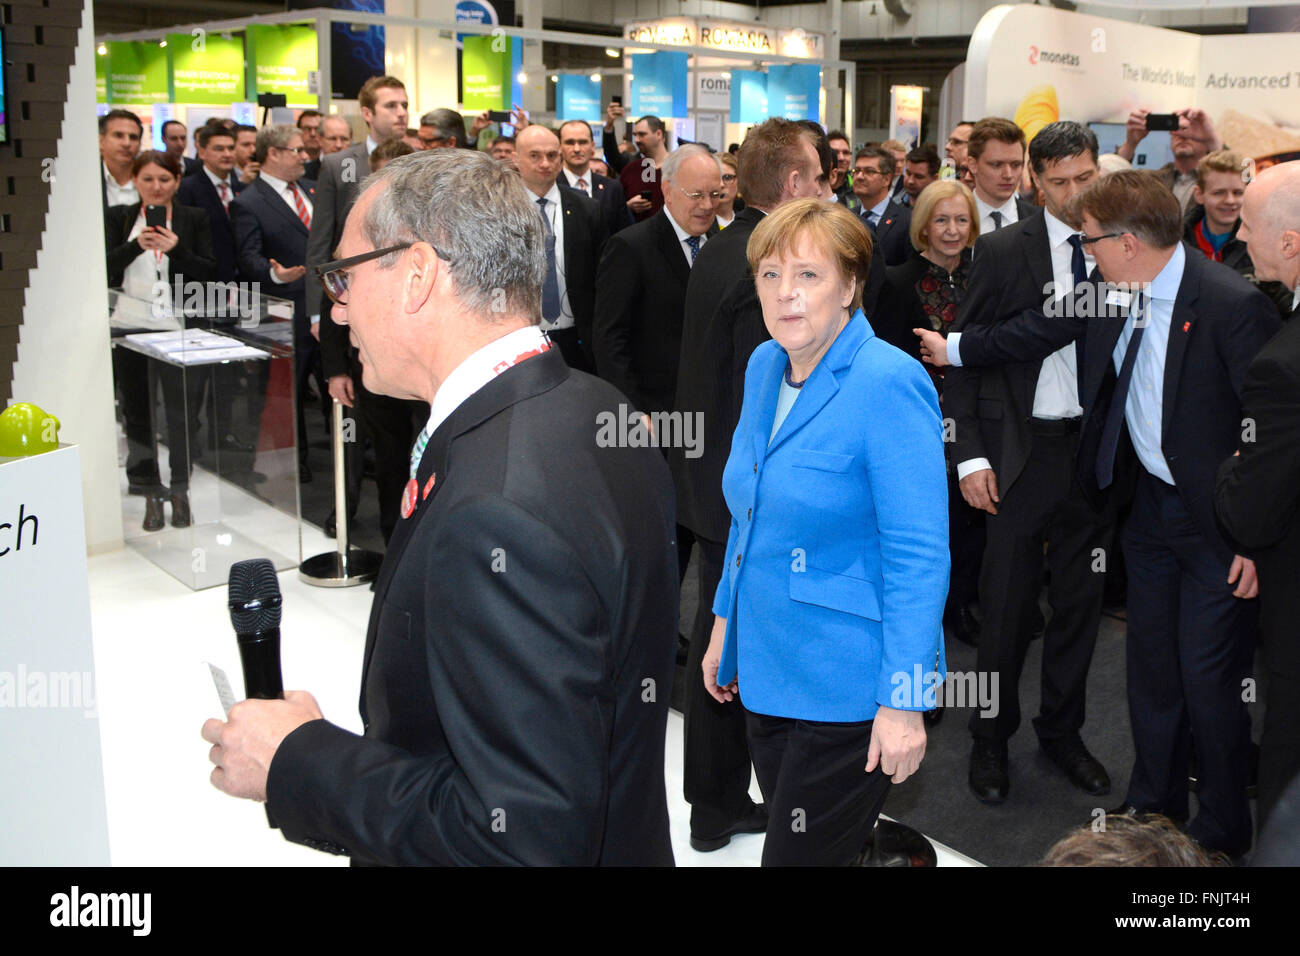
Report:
943,210,1061,494
1216,310,1300,676
229,176,316,339
593,210,716,413
308,141,370,377
876,249,972,364
182,156,202,178
558,170,632,237
265,347,678,865
957,248,1281,556
175,168,247,283
863,200,913,268
104,202,216,293
303,156,322,182
554,186,608,365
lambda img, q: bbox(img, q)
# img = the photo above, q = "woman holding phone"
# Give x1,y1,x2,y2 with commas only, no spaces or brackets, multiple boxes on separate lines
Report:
106,149,216,531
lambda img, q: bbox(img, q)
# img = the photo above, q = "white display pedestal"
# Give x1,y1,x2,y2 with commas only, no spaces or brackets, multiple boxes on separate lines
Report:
0,444,111,864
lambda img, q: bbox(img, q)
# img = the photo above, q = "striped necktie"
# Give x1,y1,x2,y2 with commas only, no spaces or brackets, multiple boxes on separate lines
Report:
217,181,231,214
288,182,311,230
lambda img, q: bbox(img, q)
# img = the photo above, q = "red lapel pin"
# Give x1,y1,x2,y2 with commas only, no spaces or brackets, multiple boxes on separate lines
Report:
1183,321,1191,333
400,478,418,519
422,473,437,500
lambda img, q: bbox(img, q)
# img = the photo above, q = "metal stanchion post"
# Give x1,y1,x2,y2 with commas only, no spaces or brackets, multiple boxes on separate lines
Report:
300,399,383,586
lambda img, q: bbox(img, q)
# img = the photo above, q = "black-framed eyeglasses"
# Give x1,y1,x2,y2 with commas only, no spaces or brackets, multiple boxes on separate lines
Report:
1079,232,1123,246
315,243,446,304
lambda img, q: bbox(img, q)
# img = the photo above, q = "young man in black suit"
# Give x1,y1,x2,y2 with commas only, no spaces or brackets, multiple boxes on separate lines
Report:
229,124,320,483
176,123,252,455
852,146,912,267
919,170,1281,857
202,149,679,866
557,119,632,238
516,125,607,371
1216,160,1300,835
670,118,822,852
932,123,1113,806
966,117,1037,234
307,75,414,541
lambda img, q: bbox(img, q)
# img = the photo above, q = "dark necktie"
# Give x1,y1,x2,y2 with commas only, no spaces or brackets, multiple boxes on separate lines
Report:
989,210,1003,231
686,234,701,265
537,197,560,321
1096,294,1147,490
1067,233,1088,289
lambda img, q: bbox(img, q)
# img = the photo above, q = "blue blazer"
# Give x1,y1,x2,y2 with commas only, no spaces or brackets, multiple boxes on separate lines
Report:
711,310,949,722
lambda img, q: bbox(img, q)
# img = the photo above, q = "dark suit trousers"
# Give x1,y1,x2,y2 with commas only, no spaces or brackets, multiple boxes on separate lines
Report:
968,426,1111,744
114,346,158,486
1122,470,1256,855
1258,667,1300,834
295,335,327,465
683,535,754,832
947,470,985,615
745,706,891,866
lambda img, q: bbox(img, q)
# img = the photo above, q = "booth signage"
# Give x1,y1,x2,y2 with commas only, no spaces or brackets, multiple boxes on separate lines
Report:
890,85,924,149
461,34,522,110
729,69,768,125
247,23,319,104
624,17,824,60
455,0,499,49
168,32,245,104
106,41,169,105
558,74,602,123
624,18,695,48
697,72,731,111
630,51,688,117
766,64,821,122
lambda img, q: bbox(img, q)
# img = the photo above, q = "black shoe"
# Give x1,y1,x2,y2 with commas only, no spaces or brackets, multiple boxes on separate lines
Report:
127,480,157,497
689,802,768,852
943,603,980,647
924,706,943,727
856,819,938,867
221,433,255,454
143,494,166,532
969,739,1009,804
299,461,313,483
170,492,192,528
1041,737,1110,795
1109,802,1189,826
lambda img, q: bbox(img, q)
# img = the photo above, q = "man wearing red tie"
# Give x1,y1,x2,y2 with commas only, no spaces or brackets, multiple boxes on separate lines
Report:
230,124,322,482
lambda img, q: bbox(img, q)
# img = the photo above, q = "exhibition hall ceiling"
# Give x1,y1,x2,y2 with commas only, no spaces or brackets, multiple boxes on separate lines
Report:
93,0,281,35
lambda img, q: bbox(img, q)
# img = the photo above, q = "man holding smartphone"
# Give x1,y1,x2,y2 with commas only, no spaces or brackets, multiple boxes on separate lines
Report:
1117,107,1224,212
602,101,670,223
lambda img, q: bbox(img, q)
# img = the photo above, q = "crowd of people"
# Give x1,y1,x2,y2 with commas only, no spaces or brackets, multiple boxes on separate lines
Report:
95,79,1300,865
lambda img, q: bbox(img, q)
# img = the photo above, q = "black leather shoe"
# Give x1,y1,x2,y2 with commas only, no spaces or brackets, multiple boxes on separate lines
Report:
856,819,938,867
1109,802,1189,826
1041,737,1110,795
969,739,1009,804
924,706,943,727
690,802,768,852
170,492,192,528
143,494,166,532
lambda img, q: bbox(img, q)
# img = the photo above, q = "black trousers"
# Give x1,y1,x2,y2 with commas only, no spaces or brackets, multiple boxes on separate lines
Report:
113,347,202,492
683,535,754,833
1258,668,1300,835
1122,470,1256,855
968,425,1113,745
746,706,891,866
946,468,985,616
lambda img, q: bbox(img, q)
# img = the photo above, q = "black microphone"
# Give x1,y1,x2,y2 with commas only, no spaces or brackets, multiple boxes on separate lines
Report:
228,558,284,701
227,558,284,828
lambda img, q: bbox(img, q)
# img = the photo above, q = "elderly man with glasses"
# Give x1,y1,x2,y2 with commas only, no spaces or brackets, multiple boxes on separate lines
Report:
203,148,680,866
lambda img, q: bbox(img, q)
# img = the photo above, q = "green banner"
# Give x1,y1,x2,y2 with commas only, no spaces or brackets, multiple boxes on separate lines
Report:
106,41,169,105
95,48,106,103
461,35,521,111
168,31,245,104
247,23,317,104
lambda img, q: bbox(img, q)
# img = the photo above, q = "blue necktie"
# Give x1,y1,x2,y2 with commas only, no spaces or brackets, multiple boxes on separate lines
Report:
1067,233,1088,289
1096,294,1146,490
537,197,560,321
686,234,701,265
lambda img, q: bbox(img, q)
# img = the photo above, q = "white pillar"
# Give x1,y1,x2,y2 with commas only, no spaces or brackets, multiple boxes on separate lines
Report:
519,0,547,115
823,0,844,130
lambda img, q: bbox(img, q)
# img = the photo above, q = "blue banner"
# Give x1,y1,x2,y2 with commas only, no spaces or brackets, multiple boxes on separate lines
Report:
765,64,821,121
629,51,688,117
557,74,602,123
729,70,768,125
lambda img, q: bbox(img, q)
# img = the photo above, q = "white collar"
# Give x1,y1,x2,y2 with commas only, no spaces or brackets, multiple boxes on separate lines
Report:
422,326,551,442
1044,209,1078,247
976,191,1018,220
663,206,695,244
536,183,564,207
1292,284,1300,314
103,161,132,188
563,167,590,188
258,170,290,193
716,211,734,228
203,165,232,190
365,136,379,156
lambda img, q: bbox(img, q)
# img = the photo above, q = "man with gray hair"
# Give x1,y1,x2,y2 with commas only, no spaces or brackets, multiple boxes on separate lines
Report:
418,109,469,149
203,149,680,866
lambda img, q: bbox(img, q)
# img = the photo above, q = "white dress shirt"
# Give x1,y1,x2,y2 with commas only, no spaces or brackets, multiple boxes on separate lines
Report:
104,162,139,207
536,183,574,330
257,171,312,285
562,167,593,194
975,191,1021,235
663,205,706,267
203,164,235,207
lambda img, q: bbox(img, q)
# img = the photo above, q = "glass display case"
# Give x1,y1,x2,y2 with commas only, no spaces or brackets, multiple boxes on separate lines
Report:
108,286,301,589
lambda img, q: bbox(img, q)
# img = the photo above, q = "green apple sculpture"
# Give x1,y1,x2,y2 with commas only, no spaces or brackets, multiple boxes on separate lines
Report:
0,402,61,457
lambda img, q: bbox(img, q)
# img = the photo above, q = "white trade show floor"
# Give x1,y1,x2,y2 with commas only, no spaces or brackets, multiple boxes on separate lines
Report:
85,531,978,867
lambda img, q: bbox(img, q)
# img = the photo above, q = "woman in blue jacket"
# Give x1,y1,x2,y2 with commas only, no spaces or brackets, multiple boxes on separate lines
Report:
703,198,949,866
